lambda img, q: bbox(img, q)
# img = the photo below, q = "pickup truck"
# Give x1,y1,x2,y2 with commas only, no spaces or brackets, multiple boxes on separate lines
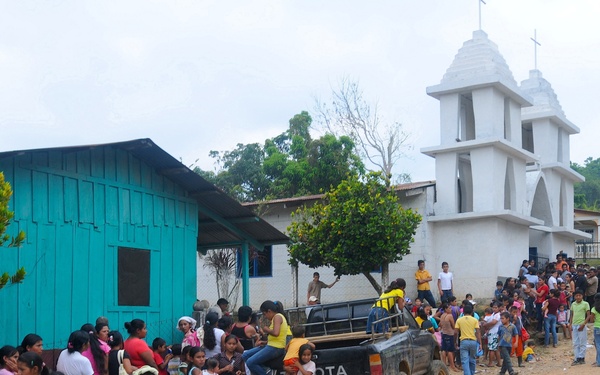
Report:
280,298,448,375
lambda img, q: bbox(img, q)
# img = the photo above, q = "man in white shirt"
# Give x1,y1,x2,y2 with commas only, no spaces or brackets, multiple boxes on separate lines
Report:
437,261,454,302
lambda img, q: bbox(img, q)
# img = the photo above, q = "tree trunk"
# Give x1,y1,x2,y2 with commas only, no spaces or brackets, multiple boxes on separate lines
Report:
363,271,382,295
381,263,389,290
292,265,299,307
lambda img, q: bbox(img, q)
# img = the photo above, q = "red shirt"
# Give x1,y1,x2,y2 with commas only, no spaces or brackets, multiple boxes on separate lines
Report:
535,284,549,304
124,338,153,368
152,352,167,375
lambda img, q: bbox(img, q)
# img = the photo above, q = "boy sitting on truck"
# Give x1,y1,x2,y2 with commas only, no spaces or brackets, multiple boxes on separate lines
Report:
283,326,315,375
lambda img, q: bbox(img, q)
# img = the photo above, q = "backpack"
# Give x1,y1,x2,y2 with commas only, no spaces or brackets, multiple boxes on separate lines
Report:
117,350,128,375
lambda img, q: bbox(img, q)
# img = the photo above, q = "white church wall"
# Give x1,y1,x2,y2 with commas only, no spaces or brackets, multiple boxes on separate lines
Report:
435,153,459,215
431,218,529,299
532,118,557,163
471,147,507,211
507,99,522,146
529,229,553,264
553,235,576,260
472,87,505,138
439,94,460,145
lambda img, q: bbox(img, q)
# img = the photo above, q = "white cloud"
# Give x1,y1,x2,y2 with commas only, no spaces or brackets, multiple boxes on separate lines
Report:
0,0,598,183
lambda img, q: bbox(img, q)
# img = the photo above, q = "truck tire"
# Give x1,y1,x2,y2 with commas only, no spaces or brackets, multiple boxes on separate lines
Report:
428,360,449,375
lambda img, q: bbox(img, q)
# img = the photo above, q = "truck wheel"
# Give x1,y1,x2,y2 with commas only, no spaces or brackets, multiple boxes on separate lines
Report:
428,360,449,375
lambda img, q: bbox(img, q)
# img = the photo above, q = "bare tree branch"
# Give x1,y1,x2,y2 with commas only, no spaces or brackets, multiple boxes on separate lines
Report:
315,77,412,183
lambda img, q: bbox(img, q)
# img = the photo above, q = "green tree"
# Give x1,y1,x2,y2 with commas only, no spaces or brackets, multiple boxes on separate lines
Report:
287,172,422,294
0,172,26,290
198,111,364,202
572,157,600,210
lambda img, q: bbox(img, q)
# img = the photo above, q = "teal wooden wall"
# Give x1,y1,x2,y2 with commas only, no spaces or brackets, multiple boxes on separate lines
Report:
0,147,198,349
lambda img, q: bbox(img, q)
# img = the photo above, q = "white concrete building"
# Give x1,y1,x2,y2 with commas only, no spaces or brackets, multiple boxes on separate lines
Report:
421,30,588,298
196,30,588,308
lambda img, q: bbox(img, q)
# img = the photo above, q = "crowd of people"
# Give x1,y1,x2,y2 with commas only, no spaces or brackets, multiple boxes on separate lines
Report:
403,256,600,375
4,255,600,375
0,300,317,375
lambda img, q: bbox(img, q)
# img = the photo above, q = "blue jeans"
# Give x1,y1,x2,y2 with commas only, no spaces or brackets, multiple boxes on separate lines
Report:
441,290,453,303
544,313,557,346
366,307,389,333
594,327,600,365
572,325,587,360
242,345,285,375
418,289,437,308
459,339,477,375
499,346,514,375
535,303,543,331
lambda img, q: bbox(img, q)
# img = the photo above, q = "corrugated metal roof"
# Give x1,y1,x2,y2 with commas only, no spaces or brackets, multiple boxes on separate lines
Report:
0,138,289,251
243,180,436,208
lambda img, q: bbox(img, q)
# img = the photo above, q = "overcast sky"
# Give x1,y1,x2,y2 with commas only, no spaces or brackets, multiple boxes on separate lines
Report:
1,0,598,183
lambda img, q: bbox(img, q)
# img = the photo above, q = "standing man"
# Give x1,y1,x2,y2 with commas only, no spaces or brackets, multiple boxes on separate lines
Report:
570,289,590,365
307,272,339,305
454,303,481,375
586,268,598,306
415,260,437,307
437,262,454,302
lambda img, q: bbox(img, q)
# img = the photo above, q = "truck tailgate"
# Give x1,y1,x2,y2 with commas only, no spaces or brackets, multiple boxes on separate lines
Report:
313,345,370,375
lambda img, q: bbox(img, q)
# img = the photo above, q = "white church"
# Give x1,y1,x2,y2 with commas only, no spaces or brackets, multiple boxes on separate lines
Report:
196,30,589,307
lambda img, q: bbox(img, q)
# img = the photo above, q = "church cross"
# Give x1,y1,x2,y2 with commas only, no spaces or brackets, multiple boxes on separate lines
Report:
478,0,487,30
530,29,541,69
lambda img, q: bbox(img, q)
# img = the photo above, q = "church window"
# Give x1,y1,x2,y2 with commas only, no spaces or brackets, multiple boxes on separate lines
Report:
522,122,534,153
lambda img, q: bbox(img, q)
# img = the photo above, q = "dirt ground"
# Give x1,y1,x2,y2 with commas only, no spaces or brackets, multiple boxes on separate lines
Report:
474,327,598,375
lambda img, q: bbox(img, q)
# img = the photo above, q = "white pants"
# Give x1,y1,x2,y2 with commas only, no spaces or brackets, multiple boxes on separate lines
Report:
572,325,588,360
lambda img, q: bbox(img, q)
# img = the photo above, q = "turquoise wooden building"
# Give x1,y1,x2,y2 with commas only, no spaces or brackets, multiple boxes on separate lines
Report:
0,139,287,352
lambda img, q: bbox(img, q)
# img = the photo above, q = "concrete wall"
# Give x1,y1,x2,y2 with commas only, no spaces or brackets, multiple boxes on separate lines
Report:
431,217,529,299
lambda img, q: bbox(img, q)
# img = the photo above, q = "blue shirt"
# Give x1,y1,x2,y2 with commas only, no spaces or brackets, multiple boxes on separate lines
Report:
498,323,517,347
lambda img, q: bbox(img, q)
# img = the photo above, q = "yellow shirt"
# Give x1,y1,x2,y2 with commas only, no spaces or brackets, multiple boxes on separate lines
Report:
268,313,288,349
415,269,432,291
455,315,479,341
521,347,534,360
284,338,309,361
372,289,404,311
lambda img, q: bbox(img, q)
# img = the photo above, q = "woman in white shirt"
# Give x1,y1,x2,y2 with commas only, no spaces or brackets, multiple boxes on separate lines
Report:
57,330,94,375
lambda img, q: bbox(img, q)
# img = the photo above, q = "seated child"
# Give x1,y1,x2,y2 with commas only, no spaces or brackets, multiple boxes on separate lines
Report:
411,299,422,318
283,327,315,375
557,304,571,339
521,340,538,363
